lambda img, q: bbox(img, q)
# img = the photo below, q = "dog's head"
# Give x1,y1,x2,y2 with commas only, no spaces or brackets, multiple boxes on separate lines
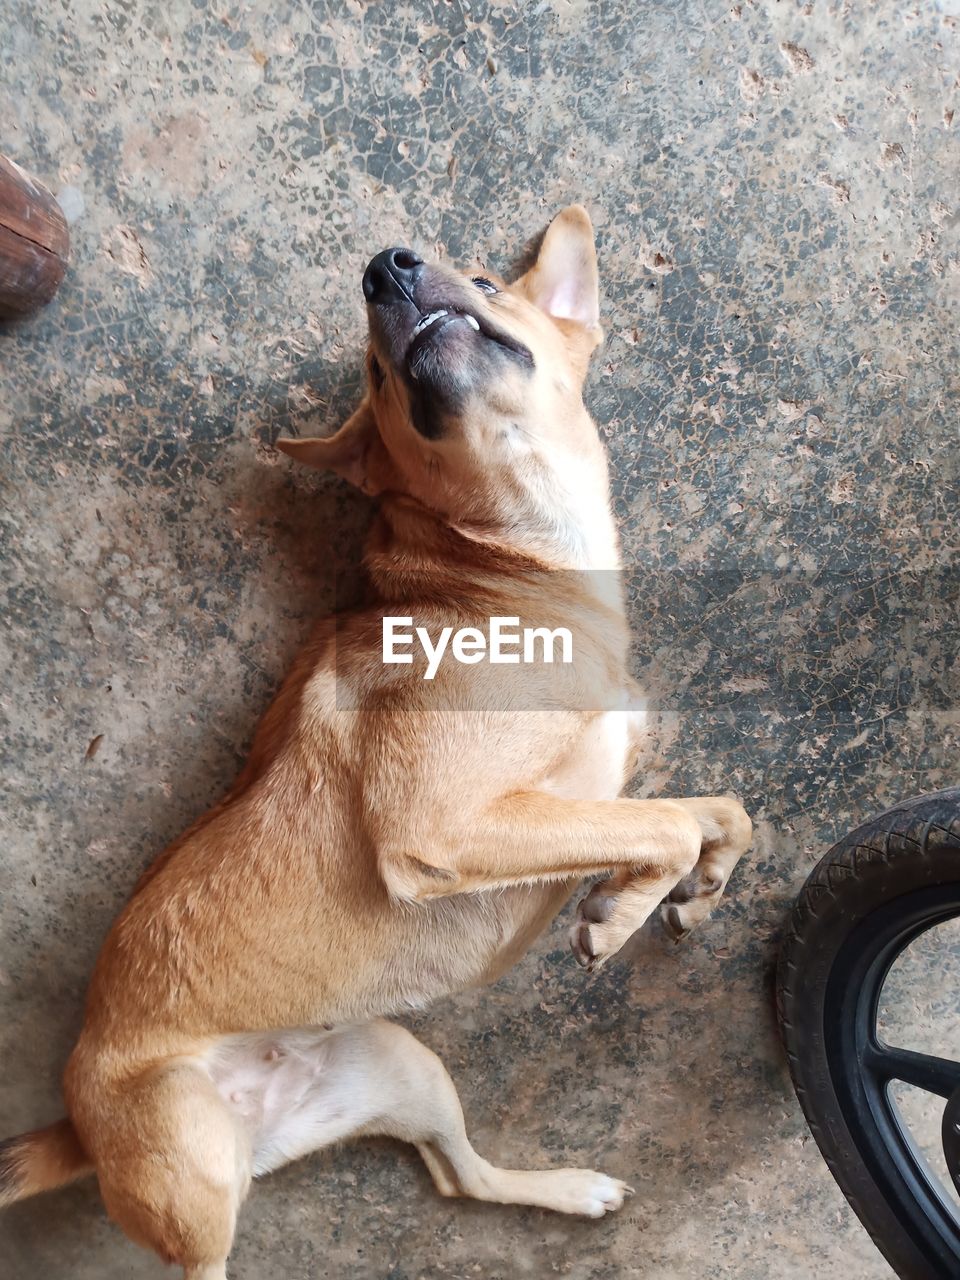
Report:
277,207,608,549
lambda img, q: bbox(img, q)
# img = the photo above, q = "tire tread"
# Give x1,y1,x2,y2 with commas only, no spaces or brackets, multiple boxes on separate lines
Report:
777,788,960,1279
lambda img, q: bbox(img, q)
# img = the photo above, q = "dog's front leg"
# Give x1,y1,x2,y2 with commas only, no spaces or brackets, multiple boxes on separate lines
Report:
380,792,705,902
379,791,750,970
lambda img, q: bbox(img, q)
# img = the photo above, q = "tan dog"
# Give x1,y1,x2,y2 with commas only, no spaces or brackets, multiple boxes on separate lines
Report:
0,208,751,1279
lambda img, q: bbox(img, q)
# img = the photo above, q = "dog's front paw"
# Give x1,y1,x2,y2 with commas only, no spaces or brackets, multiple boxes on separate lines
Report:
570,882,633,971
660,862,727,942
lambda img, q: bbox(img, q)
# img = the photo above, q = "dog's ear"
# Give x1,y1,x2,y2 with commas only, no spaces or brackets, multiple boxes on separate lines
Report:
275,401,389,493
517,205,601,344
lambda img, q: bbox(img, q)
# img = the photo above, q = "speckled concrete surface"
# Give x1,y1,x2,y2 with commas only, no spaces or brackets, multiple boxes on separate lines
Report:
1,2,958,1277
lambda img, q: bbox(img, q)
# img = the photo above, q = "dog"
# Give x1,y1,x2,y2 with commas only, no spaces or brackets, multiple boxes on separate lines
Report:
0,207,752,1279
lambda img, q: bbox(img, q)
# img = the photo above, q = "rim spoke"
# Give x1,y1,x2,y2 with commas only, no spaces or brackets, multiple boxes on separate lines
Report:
864,1042,960,1099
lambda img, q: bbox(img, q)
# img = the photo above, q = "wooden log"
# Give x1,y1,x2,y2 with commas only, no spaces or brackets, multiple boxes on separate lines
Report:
0,153,70,318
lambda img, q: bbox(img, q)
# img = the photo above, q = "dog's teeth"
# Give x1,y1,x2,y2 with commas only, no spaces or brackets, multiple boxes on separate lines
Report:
413,309,449,338
464,314,480,331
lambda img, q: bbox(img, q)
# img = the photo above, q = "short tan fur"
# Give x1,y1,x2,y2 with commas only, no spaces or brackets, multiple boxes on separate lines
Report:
0,208,751,1278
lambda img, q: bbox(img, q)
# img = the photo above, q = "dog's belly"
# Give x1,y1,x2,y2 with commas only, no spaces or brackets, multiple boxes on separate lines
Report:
205,1026,343,1175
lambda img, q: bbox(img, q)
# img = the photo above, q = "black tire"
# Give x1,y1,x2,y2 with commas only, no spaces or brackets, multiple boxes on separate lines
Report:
777,788,960,1280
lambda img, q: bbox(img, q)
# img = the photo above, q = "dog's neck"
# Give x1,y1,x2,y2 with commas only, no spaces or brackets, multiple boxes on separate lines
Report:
494,437,621,572
484,405,622,572
367,497,549,594
375,470,619,570
368,461,624,621
384,425,621,574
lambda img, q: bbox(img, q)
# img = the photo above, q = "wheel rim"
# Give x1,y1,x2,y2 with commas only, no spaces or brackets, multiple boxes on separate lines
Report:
941,1086,960,1193
825,883,960,1273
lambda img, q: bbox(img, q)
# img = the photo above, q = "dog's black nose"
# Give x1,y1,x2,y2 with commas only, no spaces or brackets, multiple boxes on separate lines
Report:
362,247,423,304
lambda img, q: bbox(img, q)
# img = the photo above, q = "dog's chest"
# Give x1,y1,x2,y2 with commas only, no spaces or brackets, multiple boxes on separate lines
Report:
539,700,648,803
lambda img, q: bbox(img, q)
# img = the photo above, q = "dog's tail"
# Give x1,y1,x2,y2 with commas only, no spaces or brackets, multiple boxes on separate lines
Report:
0,1118,92,1207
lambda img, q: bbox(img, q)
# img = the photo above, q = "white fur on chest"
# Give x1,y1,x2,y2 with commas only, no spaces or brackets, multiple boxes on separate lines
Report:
541,697,648,802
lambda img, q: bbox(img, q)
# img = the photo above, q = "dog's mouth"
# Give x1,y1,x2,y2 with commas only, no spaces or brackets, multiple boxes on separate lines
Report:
361,251,535,402
406,306,532,380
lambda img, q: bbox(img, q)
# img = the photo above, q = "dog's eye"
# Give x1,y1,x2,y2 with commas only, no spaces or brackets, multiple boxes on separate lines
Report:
471,276,498,295
370,356,385,390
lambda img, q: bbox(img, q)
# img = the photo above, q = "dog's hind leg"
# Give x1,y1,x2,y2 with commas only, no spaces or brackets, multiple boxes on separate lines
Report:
390,1032,631,1217
86,1062,248,1280
240,1020,629,1218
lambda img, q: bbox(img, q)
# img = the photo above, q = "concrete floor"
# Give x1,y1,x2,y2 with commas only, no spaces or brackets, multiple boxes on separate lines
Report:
2,1,958,1276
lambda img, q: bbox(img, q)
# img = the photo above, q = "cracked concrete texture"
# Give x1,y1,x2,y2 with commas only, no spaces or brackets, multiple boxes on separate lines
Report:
1,1,957,1277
